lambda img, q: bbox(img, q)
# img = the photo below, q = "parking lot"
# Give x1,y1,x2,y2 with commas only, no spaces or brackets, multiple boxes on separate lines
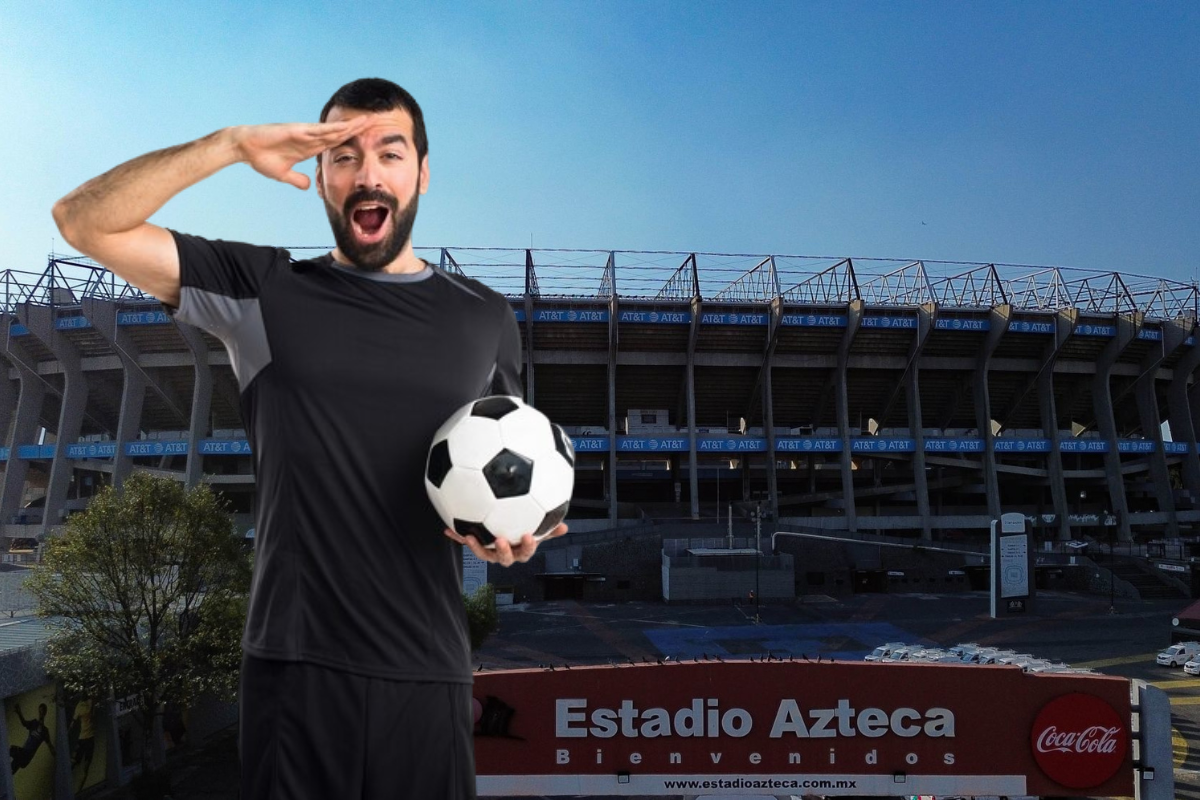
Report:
480,589,1200,798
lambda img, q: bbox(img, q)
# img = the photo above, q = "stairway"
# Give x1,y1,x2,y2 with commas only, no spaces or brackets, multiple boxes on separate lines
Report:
1107,557,1188,600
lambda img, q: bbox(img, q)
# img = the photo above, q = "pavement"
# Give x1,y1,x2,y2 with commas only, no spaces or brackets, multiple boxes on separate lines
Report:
108,589,1196,799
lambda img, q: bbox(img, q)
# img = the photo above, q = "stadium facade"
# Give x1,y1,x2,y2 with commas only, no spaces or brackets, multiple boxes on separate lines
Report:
1,248,1198,553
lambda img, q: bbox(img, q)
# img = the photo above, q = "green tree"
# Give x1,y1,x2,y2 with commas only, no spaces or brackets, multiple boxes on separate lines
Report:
463,583,498,651
25,472,251,784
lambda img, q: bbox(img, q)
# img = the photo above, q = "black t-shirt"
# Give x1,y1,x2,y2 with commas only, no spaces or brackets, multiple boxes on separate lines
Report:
167,231,521,683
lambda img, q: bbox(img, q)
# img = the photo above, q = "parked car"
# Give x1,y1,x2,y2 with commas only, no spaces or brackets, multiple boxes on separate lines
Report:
1183,656,1200,676
1158,642,1200,667
864,642,907,662
882,645,923,663
966,648,1011,665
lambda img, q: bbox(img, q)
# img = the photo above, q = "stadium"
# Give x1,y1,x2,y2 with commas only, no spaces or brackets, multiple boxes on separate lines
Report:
2,247,1198,550
0,246,1190,798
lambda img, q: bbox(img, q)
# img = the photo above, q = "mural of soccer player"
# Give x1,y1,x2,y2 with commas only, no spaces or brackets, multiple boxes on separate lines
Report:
68,696,97,791
9,702,54,774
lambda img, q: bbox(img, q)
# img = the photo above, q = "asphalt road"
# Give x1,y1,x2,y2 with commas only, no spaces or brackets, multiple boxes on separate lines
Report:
479,589,1198,799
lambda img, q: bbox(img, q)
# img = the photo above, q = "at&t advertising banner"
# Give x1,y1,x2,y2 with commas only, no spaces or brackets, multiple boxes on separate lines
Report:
473,661,1132,797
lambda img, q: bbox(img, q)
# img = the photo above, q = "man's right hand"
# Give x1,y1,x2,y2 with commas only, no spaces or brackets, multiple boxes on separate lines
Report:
52,118,370,306
230,118,372,190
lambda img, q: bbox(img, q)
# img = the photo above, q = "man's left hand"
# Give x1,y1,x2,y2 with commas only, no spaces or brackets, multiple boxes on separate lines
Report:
444,524,568,566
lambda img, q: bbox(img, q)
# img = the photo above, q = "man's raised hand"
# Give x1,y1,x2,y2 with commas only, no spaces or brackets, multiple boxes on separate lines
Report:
231,118,372,190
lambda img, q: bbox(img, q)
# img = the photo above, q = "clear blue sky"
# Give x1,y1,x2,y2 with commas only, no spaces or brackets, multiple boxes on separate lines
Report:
3,2,1197,285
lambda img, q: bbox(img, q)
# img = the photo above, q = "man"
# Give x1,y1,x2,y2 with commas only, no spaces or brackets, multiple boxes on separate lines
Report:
10,703,54,775
68,695,96,792
53,78,564,799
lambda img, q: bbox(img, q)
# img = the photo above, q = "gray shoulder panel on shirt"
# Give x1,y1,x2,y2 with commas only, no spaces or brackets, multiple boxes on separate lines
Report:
177,286,272,391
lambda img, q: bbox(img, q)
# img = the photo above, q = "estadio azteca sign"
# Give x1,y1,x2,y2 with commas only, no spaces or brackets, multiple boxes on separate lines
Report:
473,661,1132,797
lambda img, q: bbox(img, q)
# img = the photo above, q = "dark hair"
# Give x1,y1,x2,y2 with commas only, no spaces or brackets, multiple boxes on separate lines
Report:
320,78,428,162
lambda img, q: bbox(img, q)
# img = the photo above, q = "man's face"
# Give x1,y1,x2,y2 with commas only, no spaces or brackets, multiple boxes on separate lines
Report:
317,106,429,272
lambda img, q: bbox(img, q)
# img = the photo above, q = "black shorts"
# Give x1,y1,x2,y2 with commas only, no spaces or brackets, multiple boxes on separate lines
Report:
239,654,476,800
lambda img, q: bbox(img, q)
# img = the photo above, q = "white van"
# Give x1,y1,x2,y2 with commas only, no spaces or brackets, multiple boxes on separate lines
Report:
1157,642,1200,666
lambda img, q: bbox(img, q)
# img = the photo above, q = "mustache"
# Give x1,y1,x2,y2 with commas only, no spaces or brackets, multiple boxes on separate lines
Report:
343,189,399,217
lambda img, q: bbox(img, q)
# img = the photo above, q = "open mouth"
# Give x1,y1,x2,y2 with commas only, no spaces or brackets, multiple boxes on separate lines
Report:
351,203,390,243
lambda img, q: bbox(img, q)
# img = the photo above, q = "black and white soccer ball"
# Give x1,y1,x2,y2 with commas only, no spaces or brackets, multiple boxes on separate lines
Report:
425,395,574,547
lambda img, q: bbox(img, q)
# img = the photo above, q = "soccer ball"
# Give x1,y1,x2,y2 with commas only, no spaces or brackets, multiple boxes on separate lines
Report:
425,395,574,547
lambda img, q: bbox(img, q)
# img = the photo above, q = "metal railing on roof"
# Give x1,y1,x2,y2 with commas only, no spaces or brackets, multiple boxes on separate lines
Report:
21,250,1198,320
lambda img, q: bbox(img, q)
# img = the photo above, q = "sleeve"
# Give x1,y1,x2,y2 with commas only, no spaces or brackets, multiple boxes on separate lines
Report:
162,230,278,343
488,302,524,399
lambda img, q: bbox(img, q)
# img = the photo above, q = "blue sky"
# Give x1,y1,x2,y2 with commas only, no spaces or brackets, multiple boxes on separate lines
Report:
3,2,1197,286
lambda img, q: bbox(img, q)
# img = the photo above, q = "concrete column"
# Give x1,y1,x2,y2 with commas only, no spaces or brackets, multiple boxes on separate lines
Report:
836,301,864,532
1167,331,1200,504
54,683,74,800
974,305,1013,522
1092,314,1141,542
906,303,937,540
686,297,702,519
174,322,212,489
1038,309,1079,541
607,293,618,524
1133,319,1189,537
761,298,782,521
81,299,146,490
19,304,87,536
0,321,46,527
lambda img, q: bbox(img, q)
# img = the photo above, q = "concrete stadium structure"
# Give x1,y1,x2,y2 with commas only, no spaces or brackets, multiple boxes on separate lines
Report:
1,248,1198,554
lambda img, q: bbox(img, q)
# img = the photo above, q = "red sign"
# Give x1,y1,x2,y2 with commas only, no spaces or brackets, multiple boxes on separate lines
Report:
472,661,1133,797
1030,692,1127,789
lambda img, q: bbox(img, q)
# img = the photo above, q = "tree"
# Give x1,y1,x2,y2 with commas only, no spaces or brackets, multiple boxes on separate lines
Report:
463,583,498,651
25,472,251,789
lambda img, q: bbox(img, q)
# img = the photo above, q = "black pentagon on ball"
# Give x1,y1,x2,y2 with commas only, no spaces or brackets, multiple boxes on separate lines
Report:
535,500,570,539
427,439,453,488
551,422,575,467
472,395,520,420
482,448,534,499
454,519,496,547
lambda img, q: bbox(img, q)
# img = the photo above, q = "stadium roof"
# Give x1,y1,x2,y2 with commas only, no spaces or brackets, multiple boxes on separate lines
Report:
15,249,1200,320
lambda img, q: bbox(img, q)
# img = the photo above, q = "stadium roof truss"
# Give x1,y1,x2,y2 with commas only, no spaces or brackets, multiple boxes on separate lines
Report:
11,250,1197,322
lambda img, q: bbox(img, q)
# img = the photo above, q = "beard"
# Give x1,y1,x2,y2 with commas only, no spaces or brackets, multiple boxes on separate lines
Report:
325,183,420,273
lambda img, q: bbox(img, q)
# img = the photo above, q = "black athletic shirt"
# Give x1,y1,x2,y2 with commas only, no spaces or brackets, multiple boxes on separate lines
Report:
165,231,522,684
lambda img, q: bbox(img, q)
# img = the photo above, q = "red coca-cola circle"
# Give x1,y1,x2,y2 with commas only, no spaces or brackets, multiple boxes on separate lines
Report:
1030,692,1126,789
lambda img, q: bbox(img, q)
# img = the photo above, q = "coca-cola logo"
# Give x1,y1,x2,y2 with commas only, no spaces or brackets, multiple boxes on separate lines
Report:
1030,693,1126,789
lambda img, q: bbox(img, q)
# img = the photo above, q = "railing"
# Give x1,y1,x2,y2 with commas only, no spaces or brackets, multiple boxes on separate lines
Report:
24,251,1199,320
